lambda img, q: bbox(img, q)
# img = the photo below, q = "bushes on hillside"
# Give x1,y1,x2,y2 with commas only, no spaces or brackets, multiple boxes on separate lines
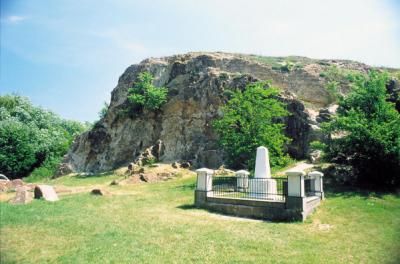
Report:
127,72,168,111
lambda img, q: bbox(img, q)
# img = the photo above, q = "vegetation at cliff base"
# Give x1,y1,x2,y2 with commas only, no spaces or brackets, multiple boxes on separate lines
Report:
318,71,400,188
213,81,290,170
0,95,89,179
127,72,168,111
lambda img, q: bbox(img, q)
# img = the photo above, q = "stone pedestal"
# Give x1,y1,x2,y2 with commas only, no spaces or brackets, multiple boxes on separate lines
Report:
248,179,277,200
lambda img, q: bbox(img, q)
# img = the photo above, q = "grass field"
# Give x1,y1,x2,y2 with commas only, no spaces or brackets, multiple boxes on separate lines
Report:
1,170,400,263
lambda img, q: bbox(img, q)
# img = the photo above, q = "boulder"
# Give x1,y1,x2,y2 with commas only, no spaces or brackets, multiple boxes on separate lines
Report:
310,150,323,164
171,162,180,169
34,185,59,201
91,189,111,196
180,161,191,169
139,173,149,182
9,186,33,205
55,163,73,177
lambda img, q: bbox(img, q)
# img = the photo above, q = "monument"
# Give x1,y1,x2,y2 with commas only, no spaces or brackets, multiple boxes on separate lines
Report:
249,146,277,199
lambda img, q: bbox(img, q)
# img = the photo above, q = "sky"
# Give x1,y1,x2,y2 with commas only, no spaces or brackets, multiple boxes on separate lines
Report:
1,0,400,122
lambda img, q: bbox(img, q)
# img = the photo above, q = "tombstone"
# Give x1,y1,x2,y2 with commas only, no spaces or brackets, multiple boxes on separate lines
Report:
9,186,33,205
34,185,59,202
249,146,277,200
235,170,250,192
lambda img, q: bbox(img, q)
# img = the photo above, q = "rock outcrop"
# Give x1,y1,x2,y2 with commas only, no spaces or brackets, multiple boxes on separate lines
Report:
60,52,391,173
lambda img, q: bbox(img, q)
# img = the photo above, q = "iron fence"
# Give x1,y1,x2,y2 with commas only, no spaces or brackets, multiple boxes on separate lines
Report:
211,176,288,201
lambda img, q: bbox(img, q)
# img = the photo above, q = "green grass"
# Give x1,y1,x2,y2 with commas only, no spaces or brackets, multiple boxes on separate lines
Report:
1,174,400,263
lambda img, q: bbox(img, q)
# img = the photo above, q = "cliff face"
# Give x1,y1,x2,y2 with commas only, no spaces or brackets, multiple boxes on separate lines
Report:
62,52,379,173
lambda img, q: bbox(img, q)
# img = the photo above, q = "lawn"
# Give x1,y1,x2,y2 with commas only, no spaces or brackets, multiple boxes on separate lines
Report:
1,171,399,264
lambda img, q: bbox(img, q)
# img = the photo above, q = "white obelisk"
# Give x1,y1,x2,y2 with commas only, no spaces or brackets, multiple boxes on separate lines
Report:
250,146,277,199
255,146,271,178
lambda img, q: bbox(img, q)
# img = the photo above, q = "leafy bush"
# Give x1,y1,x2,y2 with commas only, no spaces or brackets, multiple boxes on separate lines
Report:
127,72,168,111
322,71,400,188
213,81,291,170
0,95,89,179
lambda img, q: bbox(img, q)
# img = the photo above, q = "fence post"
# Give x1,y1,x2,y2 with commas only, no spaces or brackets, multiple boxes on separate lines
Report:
235,170,250,192
194,168,214,207
285,170,306,220
308,171,324,200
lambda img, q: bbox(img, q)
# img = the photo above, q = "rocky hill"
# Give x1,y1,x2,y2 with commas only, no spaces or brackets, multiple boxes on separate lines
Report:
60,52,399,173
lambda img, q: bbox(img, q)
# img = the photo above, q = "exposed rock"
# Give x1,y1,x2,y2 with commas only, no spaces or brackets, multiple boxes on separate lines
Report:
9,179,24,191
60,52,388,174
34,185,59,202
91,189,111,196
55,162,73,177
109,180,119,186
310,150,323,164
9,186,33,205
171,162,180,169
0,180,9,192
139,173,149,182
180,161,191,169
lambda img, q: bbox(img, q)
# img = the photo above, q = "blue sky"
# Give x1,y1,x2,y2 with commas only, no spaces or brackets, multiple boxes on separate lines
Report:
1,0,400,122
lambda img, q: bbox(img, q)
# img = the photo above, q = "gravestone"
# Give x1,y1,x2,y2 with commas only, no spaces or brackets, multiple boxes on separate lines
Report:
34,185,59,201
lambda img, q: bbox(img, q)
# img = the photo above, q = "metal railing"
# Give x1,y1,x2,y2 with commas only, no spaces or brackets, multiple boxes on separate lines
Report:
211,176,288,201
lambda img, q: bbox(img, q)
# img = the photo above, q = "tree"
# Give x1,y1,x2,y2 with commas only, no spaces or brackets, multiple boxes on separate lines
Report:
0,95,89,179
322,71,400,188
127,72,168,111
213,81,291,170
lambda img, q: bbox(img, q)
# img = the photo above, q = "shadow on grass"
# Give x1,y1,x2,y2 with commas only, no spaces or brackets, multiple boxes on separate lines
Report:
324,184,400,199
174,183,196,191
176,204,197,210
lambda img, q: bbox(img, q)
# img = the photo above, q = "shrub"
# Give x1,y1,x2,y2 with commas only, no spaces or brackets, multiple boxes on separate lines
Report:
0,95,88,179
213,81,291,170
127,72,168,111
322,71,400,188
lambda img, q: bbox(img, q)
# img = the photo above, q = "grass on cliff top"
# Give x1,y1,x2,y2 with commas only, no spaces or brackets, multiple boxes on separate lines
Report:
1,170,400,264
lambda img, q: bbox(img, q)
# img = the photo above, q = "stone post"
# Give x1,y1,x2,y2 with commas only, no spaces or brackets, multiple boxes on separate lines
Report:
308,171,324,200
235,170,250,192
285,170,306,220
286,170,305,198
194,168,214,207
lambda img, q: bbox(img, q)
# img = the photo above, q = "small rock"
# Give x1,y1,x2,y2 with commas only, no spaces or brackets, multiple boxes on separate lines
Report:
34,185,59,202
0,180,9,192
91,189,110,196
171,162,180,169
109,180,119,186
55,163,73,177
139,173,149,182
9,186,33,205
310,150,323,164
138,167,145,173
8,179,24,191
180,161,191,169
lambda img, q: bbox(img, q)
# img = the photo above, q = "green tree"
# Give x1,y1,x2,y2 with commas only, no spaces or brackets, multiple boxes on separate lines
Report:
127,72,168,111
322,71,400,188
213,81,291,170
0,95,89,179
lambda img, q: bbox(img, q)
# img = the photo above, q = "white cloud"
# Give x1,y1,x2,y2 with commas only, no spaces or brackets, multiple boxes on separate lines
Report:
2,15,28,24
